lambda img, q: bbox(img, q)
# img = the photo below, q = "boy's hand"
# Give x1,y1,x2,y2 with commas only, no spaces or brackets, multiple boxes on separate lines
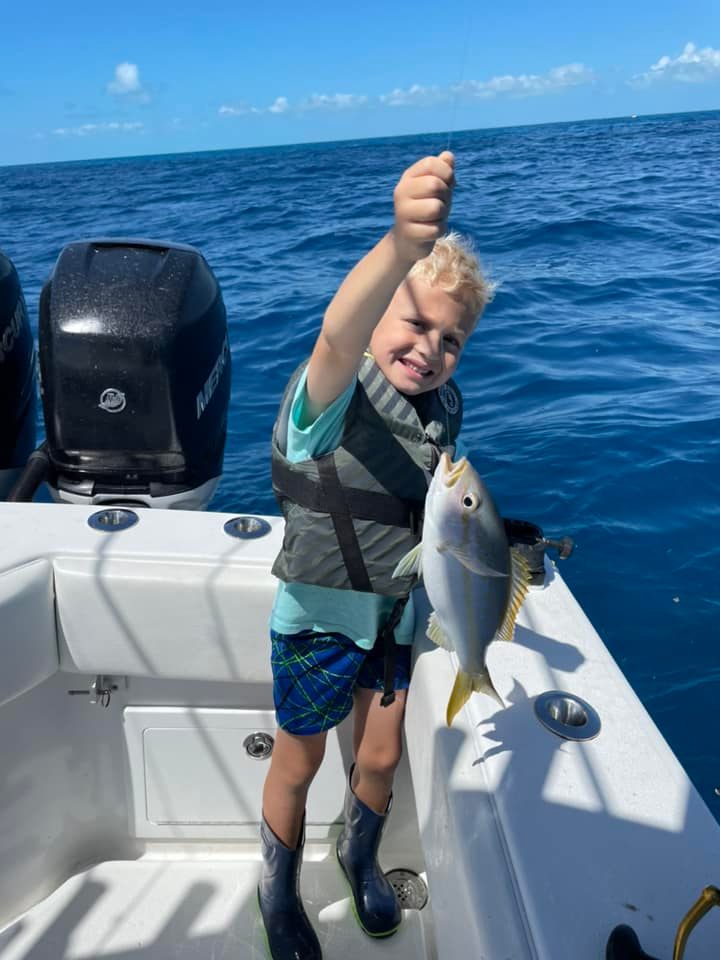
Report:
392,151,455,264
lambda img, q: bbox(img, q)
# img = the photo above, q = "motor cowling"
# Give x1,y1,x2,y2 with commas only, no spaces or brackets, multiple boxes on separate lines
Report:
39,239,230,509
0,251,37,500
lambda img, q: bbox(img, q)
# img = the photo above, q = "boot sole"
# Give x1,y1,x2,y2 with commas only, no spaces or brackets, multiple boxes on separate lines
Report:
335,847,401,939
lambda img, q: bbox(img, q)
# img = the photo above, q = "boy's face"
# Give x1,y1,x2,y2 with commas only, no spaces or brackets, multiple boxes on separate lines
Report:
369,277,476,396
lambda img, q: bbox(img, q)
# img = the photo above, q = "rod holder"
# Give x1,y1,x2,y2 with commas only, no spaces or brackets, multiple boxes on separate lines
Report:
534,690,601,741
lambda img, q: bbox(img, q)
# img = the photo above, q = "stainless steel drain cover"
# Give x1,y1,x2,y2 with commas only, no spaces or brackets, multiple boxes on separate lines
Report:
385,869,428,910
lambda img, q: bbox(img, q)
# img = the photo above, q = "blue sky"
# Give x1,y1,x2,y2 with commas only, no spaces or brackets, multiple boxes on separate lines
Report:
2,0,719,166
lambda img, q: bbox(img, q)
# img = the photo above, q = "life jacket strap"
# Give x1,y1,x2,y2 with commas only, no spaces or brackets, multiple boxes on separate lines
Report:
377,596,409,708
272,455,424,530
315,454,373,592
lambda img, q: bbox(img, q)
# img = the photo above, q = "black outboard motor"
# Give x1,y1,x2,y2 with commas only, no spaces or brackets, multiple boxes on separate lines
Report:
0,251,36,500
38,239,230,509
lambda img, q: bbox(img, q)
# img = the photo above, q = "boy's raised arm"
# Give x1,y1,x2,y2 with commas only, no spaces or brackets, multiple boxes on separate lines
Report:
303,151,456,423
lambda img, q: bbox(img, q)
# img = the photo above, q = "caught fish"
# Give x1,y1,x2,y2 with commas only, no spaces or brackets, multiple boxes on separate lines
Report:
393,452,530,726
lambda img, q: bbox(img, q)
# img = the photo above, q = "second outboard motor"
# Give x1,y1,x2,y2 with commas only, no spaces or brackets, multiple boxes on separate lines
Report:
39,239,230,509
0,251,36,500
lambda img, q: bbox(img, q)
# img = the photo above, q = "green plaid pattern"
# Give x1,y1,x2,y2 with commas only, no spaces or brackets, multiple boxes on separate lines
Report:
270,630,411,735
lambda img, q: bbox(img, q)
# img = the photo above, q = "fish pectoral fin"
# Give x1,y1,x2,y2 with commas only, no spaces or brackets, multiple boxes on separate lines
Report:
392,542,423,579
427,611,454,651
446,668,504,727
439,541,508,578
495,548,531,643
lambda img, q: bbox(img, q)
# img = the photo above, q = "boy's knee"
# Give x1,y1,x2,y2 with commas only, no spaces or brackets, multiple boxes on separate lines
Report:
273,759,322,797
272,730,327,791
284,768,321,794
356,743,403,780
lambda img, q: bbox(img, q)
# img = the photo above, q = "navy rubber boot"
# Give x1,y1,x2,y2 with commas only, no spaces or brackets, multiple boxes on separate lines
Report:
257,814,322,960
336,767,401,937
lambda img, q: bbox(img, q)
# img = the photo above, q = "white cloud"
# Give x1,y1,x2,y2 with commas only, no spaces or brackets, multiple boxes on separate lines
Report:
107,62,150,102
108,62,141,94
53,121,144,137
218,62,592,121
381,63,594,107
631,42,720,86
220,91,368,117
268,96,290,114
478,63,594,96
299,92,369,111
219,102,261,116
380,84,451,107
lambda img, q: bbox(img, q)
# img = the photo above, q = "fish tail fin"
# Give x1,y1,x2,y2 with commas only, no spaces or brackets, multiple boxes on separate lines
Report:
446,668,503,727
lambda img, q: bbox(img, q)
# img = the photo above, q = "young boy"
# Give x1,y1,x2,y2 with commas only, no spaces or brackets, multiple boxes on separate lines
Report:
259,151,493,959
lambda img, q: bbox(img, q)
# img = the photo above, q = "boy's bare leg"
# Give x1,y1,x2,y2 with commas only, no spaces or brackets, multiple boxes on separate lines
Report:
351,688,407,813
262,728,327,847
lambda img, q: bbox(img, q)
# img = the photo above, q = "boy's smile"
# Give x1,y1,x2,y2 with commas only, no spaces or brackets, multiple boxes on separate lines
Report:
368,277,475,396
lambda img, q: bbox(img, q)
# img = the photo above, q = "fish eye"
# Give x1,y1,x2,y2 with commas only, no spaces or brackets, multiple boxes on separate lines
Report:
461,491,480,511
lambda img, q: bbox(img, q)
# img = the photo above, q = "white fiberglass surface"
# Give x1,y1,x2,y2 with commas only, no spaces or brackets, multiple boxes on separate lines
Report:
406,573,720,960
3,505,720,959
0,859,433,960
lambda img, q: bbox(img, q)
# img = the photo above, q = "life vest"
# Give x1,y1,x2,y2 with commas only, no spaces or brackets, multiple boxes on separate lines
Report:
271,355,463,597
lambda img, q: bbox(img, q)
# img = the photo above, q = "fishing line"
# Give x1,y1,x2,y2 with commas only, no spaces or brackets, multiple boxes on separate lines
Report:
444,1,475,153
440,1,475,447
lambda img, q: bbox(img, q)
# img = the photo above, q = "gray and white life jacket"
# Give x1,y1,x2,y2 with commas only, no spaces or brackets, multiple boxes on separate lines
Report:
271,355,463,597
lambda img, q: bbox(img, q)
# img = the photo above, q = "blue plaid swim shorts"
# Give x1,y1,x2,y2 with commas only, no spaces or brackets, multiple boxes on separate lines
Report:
270,630,412,736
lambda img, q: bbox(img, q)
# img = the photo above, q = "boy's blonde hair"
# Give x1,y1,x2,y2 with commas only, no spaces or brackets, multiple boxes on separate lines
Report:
408,231,494,321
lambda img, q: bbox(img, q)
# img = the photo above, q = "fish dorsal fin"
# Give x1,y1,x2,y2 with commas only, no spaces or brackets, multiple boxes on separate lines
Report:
392,542,423,580
438,541,508,578
495,548,531,643
427,611,454,651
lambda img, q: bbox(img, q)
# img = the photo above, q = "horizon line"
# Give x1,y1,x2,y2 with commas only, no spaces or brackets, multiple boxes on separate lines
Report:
2,106,718,171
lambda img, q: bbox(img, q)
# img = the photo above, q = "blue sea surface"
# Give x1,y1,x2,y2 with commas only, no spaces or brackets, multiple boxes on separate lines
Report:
1,111,718,821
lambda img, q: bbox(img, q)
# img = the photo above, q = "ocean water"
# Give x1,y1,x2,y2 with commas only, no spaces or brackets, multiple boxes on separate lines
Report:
1,111,718,822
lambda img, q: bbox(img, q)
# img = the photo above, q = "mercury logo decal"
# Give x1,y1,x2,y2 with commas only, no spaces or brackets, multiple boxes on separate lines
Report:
438,383,459,415
0,301,24,364
196,336,230,419
98,388,127,413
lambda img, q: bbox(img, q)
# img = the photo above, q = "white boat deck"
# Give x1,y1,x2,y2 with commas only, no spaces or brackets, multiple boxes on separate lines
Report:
1,502,720,958
0,858,431,960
